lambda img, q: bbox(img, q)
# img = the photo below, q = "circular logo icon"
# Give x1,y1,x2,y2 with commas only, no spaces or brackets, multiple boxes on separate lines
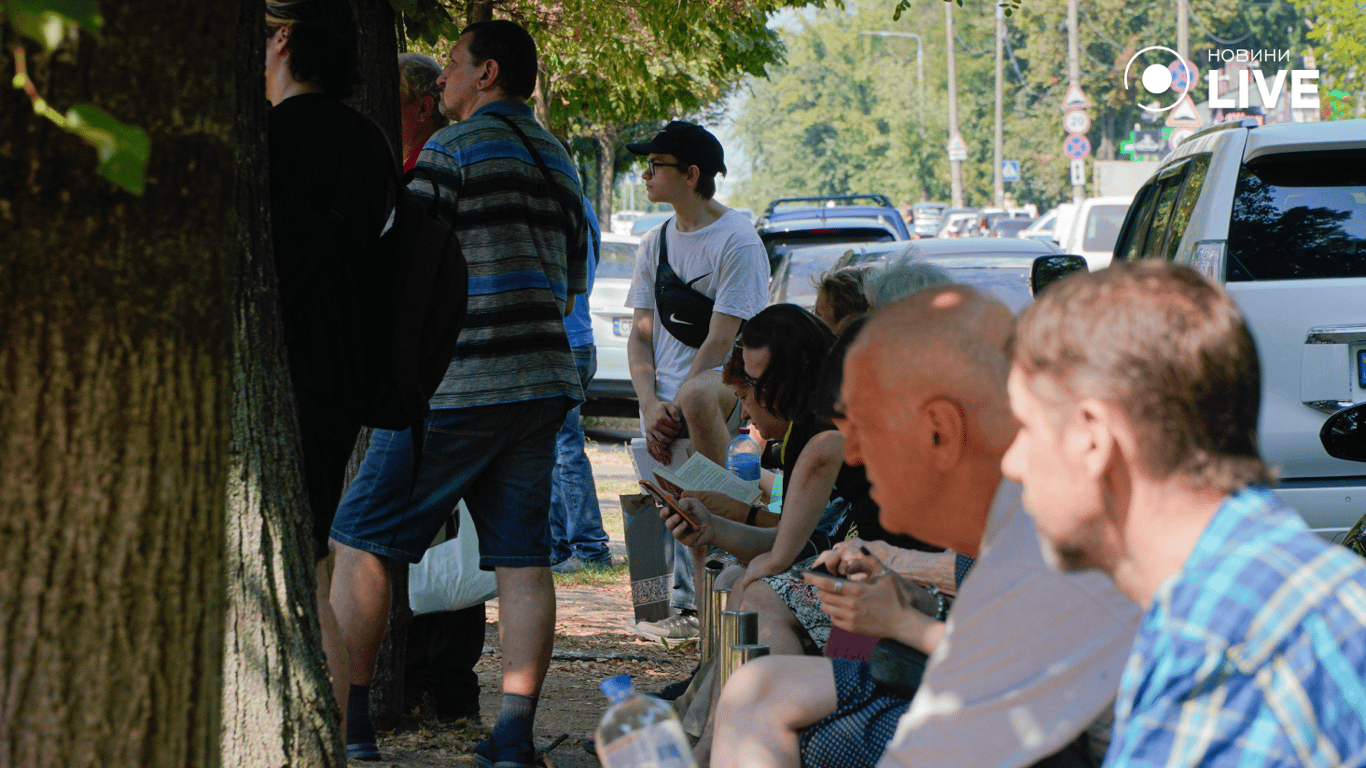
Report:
1124,46,1194,113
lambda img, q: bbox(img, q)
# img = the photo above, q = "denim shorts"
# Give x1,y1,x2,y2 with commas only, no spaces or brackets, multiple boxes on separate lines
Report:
330,396,572,567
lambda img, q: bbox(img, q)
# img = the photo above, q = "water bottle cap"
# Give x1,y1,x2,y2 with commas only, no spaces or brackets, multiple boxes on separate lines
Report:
600,674,634,701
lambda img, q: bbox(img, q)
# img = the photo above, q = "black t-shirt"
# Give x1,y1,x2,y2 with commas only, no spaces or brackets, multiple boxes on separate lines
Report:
267,93,393,402
782,412,938,559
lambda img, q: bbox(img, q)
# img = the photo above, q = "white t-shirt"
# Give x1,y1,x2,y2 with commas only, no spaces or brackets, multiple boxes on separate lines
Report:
625,209,769,402
879,481,1142,768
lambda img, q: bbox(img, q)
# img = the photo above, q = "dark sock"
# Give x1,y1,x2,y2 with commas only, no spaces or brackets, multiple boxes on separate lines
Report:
347,683,376,746
489,693,538,755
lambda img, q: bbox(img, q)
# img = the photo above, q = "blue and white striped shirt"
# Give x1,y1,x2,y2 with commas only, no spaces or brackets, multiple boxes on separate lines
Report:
410,100,588,409
1105,486,1366,768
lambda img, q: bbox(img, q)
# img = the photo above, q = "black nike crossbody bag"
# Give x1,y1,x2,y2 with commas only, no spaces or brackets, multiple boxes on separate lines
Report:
653,218,715,348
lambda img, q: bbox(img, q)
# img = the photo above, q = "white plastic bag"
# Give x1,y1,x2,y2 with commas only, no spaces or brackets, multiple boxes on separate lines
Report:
408,501,498,615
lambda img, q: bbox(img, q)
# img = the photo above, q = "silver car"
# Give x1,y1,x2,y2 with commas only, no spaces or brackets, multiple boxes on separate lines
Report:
1113,117,1366,540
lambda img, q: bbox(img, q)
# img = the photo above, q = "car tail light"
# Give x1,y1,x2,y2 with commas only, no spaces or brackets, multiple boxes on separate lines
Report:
1191,240,1227,282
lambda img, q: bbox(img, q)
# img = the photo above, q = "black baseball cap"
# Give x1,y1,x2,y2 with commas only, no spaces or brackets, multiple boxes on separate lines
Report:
626,121,726,176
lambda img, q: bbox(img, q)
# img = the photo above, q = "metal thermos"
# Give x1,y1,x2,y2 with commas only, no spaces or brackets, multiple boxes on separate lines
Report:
707,585,729,666
699,563,721,660
719,610,758,687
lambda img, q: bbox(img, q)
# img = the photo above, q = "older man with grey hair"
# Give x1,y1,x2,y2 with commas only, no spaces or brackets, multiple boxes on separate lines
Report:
863,250,951,310
397,52,449,172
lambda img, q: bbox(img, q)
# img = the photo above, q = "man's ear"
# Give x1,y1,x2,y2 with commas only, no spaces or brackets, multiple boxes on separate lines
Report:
476,57,500,92
923,397,965,470
685,164,702,190
419,94,436,121
1069,398,1119,479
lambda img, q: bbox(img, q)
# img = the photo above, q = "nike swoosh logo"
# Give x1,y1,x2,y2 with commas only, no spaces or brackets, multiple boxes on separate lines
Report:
669,314,695,326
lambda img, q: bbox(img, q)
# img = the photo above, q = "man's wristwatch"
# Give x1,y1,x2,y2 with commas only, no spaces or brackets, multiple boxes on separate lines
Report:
924,584,949,621
745,504,763,526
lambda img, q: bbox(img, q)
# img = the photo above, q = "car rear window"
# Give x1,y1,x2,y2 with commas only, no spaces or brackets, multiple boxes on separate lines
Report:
1226,152,1366,281
1081,205,1129,253
596,240,637,280
762,229,896,262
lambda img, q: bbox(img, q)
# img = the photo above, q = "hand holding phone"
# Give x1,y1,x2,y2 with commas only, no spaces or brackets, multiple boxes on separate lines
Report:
640,480,700,531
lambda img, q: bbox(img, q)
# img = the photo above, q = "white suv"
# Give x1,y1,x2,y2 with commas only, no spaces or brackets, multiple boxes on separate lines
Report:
1113,118,1366,540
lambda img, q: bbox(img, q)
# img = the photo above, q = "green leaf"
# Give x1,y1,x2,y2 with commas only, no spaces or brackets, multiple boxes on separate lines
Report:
63,104,149,194
8,0,104,50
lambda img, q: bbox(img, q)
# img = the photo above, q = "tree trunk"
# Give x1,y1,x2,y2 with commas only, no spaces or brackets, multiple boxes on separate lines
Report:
468,0,495,25
595,124,620,223
0,4,236,766
346,0,412,732
219,0,346,764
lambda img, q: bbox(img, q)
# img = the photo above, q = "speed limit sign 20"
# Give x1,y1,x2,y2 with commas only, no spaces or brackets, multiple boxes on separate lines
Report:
1064,110,1091,135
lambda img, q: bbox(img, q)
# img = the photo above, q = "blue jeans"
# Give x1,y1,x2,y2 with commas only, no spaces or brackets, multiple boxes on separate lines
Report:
549,346,610,564
331,396,572,566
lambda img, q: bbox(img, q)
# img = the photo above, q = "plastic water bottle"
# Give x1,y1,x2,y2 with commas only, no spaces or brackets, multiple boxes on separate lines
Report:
595,674,697,768
725,434,762,482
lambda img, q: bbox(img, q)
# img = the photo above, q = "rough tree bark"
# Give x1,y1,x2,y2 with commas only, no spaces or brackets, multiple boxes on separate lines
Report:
0,3,236,766
219,0,347,765
595,124,620,222
346,0,413,732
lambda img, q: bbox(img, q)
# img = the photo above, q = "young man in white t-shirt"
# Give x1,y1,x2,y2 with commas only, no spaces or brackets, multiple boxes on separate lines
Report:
624,121,769,638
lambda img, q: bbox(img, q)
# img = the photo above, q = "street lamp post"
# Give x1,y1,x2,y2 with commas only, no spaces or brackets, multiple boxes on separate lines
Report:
993,3,1005,209
944,1,963,208
859,30,925,122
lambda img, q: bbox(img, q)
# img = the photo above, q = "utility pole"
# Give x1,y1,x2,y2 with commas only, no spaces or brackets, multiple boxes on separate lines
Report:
1176,0,1189,64
1066,0,1083,204
993,3,1005,209
945,1,964,208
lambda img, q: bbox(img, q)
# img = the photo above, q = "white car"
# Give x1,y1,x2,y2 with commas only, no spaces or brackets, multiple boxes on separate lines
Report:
585,232,641,404
1058,195,1132,270
1021,203,1077,245
1113,117,1366,540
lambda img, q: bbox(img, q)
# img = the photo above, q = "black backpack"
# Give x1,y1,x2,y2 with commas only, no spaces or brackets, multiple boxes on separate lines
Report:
349,118,469,432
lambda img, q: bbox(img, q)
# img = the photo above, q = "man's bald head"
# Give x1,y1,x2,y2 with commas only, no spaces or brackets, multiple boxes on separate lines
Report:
838,285,1016,554
849,285,1016,453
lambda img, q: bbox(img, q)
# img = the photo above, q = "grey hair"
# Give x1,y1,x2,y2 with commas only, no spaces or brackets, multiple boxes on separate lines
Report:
398,52,450,128
864,249,953,309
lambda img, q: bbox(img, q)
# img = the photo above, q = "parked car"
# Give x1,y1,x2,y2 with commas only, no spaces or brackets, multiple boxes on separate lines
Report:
1058,195,1132,269
990,217,1035,238
911,201,949,237
755,194,909,273
584,232,642,407
1020,203,1077,245
934,208,980,238
768,236,1072,316
610,210,645,236
630,210,673,237
1112,117,1366,541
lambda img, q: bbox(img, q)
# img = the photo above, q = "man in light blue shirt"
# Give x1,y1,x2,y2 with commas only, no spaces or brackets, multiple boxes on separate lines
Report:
1003,260,1366,768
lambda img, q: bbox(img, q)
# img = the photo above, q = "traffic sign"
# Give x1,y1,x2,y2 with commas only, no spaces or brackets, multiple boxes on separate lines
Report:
947,132,968,162
1070,159,1086,186
1064,110,1091,135
1062,82,1092,111
1063,134,1091,160
1165,95,1203,128
1169,60,1194,93
1130,130,1165,154
1169,127,1195,150
1001,160,1021,183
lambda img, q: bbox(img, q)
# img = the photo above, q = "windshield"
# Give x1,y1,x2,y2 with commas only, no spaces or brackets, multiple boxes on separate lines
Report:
596,241,637,280
1081,204,1129,253
1227,153,1366,281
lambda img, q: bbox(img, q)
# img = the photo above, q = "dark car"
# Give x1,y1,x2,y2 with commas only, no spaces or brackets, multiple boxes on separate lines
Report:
755,195,910,273
828,237,1069,314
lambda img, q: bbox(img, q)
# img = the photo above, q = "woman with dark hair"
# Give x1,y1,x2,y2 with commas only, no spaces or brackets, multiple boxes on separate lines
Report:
264,0,394,757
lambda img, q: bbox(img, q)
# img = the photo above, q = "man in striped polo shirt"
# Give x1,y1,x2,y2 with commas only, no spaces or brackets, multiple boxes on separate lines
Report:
329,20,588,766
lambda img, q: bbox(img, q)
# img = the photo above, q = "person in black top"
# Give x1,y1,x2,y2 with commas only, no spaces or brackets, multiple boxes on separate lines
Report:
264,0,393,756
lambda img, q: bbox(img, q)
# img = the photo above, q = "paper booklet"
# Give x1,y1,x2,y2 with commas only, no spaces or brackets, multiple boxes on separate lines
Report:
653,452,763,506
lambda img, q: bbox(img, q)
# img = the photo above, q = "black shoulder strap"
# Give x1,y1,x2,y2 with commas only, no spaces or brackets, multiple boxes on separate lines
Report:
488,112,575,244
658,217,674,269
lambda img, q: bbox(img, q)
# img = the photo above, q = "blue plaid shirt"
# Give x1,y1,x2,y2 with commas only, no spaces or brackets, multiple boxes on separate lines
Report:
1104,487,1366,768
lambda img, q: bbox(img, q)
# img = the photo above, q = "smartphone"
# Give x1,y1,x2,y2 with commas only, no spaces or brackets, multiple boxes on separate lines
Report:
640,480,699,530
789,566,851,585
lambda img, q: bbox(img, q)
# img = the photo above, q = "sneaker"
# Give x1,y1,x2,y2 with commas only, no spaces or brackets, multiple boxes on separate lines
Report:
551,557,587,575
473,738,537,768
632,612,700,640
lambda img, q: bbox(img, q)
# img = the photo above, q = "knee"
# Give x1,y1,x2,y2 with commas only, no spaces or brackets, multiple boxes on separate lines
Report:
675,376,713,419
718,655,784,714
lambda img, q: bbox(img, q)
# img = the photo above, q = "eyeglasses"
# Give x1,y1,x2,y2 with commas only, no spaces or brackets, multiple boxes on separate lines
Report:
645,160,688,176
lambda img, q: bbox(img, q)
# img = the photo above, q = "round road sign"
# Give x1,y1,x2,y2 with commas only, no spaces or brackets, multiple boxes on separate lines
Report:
1064,134,1091,160
1064,110,1091,135
1169,60,1194,92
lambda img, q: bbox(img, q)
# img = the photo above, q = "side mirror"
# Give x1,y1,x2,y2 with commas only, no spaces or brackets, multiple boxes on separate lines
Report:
1321,403,1366,462
1030,254,1088,296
